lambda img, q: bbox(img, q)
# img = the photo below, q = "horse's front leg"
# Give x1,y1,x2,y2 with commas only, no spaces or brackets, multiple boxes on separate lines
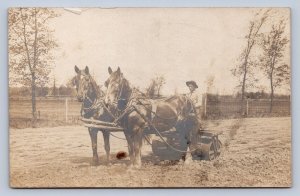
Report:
102,130,111,165
133,126,144,168
124,130,135,166
88,128,99,166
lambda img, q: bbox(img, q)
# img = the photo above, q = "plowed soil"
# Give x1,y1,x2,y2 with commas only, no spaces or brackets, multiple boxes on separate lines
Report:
10,117,291,187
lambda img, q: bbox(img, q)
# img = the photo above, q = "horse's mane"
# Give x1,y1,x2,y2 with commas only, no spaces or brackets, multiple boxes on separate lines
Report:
120,78,133,100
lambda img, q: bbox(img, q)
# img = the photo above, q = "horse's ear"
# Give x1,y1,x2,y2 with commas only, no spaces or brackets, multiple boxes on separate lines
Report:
85,66,89,75
74,65,79,73
108,66,112,75
117,66,121,74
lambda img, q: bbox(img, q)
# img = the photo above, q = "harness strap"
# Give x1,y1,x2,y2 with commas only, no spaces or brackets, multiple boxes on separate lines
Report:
100,101,117,119
81,98,102,117
151,102,157,121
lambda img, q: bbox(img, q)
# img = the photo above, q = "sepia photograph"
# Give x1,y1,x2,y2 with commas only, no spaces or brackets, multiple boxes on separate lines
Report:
9,7,291,188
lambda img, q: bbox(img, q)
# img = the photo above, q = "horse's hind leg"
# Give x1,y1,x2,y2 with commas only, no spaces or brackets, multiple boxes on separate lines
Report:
88,128,99,166
102,130,111,165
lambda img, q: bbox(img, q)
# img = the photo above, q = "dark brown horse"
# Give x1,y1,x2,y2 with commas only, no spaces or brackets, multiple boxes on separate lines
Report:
73,65,113,166
104,67,199,168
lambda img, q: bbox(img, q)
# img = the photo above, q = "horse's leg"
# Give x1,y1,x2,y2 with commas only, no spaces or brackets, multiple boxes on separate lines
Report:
124,130,135,166
133,126,143,168
88,128,99,166
125,110,146,168
102,130,111,165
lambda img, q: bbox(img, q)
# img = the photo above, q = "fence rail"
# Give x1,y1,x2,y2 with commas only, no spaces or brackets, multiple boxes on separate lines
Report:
9,96,291,128
9,97,82,128
203,96,290,119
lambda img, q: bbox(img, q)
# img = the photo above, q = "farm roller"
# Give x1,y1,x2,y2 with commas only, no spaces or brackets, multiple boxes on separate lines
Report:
151,129,222,161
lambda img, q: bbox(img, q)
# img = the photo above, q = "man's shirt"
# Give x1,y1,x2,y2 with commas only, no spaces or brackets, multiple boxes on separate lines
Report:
187,90,202,108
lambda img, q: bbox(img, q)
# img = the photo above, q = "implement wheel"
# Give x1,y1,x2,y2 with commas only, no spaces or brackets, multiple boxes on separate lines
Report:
192,131,222,160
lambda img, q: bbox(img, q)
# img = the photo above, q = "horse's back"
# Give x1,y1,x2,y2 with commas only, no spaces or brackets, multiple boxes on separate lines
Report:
150,95,185,132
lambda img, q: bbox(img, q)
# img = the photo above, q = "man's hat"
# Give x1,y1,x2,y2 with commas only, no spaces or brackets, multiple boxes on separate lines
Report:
186,80,198,88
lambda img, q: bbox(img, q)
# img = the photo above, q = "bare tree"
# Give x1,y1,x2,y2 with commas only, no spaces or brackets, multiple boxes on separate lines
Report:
9,8,59,126
259,20,289,113
156,76,166,97
50,77,58,96
205,75,215,94
146,75,166,98
232,10,269,113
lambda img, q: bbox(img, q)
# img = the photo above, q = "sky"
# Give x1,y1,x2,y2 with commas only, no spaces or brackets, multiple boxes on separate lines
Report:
49,8,290,95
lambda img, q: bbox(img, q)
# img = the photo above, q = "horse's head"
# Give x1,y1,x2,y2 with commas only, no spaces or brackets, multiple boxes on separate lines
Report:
104,66,131,110
74,65,98,103
104,66,123,105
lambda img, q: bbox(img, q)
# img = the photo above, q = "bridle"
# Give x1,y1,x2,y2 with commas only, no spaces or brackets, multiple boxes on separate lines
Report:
77,74,102,116
107,74,129,109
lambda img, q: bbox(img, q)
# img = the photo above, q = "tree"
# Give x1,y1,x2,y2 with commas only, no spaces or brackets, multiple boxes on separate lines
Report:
9,8,58,125
58,85,76,96
36,86,49,97
50,77,58,96
232,10,269,113
155,76,166,97
259,20,289,113
205,75,215,94
146,76,166,98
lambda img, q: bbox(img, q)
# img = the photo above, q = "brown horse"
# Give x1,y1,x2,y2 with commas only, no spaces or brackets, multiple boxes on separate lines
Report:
104,67,199,168
73,65,113,166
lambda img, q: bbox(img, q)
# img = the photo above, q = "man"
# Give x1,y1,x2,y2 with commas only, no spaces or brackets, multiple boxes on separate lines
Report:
186,80,202,118
184,81,203,162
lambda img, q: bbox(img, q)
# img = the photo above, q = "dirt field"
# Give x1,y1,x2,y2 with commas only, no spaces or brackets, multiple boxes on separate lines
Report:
10,117,291,188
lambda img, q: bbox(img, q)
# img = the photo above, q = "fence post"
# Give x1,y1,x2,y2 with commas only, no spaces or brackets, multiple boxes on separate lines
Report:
204,94,207,117
246,99,249,116
65,97,68,123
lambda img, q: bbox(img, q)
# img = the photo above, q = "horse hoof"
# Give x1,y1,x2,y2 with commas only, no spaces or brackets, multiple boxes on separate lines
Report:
133,163,141,169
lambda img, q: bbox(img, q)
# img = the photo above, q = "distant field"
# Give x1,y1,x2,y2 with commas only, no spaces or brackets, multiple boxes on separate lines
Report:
9,97,82,128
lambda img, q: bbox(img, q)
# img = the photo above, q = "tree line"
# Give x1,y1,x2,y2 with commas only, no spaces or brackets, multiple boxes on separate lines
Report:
9,85,77,97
